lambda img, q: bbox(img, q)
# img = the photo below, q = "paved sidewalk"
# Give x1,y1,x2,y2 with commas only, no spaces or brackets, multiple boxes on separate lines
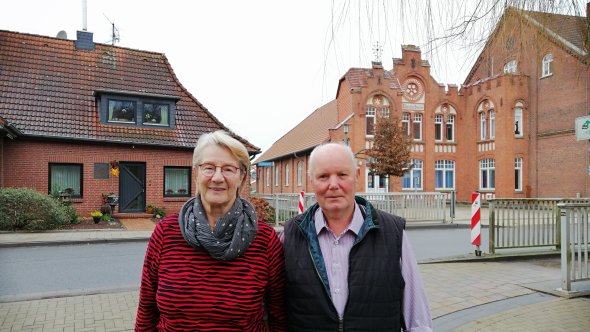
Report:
1,205,589,331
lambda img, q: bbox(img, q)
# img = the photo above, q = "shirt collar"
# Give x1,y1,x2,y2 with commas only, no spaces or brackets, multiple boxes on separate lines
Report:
314,202,364,236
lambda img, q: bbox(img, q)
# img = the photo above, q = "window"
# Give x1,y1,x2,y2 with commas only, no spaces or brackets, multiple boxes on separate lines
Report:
266,168,270,187
49,163,83,198
98,92,176,128
515,157,523,191
435,160,455,190
297,161,303,186
402,159,423,190
402,113,410,136
480,112,487,140
542,53,553,77
434,115,443,141
274,166,279,186
143,103,170,126
413,113,422,141
479,158,495,190
285,164,290,186
504,60,517,73
380,107,390,118
108,99,137,123
514,107,523,137
366,107,376,136
164,167,191,197
446,115,455,141
489,110,495,139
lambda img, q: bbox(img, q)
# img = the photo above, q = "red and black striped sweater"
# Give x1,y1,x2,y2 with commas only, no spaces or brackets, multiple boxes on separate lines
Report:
135,214,286,331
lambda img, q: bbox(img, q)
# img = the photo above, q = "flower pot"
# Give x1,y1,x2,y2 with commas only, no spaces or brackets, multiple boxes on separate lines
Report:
92,216,101,224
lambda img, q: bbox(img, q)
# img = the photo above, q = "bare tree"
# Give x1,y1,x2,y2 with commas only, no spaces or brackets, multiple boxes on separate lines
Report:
366,115,412,177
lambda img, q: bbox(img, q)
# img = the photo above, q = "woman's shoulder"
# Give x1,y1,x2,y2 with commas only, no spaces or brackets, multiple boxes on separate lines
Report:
153,213,180,234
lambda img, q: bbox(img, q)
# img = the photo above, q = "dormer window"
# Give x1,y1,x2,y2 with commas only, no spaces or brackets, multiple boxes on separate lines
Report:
96,90,178,128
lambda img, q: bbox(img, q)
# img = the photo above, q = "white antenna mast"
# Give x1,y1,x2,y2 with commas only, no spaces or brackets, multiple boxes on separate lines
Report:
103,14,120,45
82,0,88,31
373,41,383,63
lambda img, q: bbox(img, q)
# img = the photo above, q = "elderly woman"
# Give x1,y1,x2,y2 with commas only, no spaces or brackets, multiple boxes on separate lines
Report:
136,130,286,331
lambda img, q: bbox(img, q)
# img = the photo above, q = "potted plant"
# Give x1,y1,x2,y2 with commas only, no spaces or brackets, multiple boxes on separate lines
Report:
146,204,155,214
90,211,103,223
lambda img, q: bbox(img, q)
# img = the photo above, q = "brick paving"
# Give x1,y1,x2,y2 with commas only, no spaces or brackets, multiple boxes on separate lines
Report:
1,205,588,331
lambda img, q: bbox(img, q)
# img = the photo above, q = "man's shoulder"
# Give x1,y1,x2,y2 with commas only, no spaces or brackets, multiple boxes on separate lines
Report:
372,208,406,229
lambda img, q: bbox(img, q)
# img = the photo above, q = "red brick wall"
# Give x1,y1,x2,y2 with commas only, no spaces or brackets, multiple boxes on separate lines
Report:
2,139,196,217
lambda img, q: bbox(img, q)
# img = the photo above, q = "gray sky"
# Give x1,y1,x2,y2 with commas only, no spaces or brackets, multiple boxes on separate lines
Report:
0,0,502,151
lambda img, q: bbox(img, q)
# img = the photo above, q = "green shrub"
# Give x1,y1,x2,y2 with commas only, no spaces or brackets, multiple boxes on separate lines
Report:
0,187,79,231
247,196,275,224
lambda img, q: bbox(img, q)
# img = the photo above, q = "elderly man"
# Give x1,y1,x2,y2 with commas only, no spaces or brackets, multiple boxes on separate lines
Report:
282,142,432,331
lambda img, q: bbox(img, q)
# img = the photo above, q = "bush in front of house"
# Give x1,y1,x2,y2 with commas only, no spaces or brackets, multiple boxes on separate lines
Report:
247,196,276,224
0,187,78,231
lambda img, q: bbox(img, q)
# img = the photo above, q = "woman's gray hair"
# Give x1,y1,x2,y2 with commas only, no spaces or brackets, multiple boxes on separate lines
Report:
193,130,250,189
308,142,357,176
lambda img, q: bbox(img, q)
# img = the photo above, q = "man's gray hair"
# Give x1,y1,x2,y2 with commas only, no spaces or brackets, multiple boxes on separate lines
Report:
308,142,357,176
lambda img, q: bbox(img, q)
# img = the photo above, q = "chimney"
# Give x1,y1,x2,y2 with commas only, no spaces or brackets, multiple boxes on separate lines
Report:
75,30,95,50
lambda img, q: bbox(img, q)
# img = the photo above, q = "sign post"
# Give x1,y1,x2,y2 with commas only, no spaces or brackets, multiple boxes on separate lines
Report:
471,192,482,256
298,191,305,214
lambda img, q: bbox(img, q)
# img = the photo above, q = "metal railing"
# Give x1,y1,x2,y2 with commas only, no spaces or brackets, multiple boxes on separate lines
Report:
488,198,590,254
256,192,447,225
558,203,590,291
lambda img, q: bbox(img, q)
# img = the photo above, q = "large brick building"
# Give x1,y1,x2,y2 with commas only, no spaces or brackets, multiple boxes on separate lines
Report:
0,29,259,216
254,6,590,202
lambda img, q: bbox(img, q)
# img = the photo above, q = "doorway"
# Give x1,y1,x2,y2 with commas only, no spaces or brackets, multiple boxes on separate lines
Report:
118,162,146,213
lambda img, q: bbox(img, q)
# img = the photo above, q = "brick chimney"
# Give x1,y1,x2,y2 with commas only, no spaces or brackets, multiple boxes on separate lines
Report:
75,30,95,50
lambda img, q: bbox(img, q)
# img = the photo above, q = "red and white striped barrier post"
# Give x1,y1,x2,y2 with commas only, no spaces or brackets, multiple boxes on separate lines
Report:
298,191,305,214
471,192,482,256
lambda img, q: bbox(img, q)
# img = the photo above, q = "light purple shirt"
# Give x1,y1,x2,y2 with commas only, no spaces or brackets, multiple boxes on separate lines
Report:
282,203,433,331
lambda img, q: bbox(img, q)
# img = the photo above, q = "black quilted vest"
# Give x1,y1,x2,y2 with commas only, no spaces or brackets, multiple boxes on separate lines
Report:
284,197,405,332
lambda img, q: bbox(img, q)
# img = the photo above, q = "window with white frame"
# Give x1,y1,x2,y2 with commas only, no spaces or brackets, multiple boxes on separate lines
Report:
402,159,423,190
366,107,376,136
266,168,270,187
489,110,495,139
446,115,455,141
514,107,523,137
480,112,487,140
274,166,279,187
413,113,422,141
402,113,410,136
285,164,290,186
542,53,553,77
504,60,517,73
297,161,303,186
49,163,83,198
479,158,495,190
164,167,191,197
435,160,455,190
380,107,390,118
515,157,523,191
434,114,443,141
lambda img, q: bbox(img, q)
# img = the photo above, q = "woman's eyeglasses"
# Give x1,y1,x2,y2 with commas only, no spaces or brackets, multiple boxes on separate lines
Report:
198,163,241,177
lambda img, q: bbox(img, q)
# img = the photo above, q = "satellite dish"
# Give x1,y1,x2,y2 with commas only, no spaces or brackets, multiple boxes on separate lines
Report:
56,30,68,39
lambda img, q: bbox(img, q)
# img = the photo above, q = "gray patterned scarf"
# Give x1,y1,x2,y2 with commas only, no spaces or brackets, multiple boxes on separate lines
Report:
178,195,258,260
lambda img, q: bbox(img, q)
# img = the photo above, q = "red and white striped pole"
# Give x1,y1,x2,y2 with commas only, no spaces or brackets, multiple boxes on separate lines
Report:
471,192,482,256
298,191,305,214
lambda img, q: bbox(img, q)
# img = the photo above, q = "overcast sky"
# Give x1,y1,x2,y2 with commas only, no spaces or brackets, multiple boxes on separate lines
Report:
1,0,500,152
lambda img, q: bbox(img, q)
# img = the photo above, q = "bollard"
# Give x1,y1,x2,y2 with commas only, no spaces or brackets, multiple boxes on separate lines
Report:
471,192,482,256
298,191,305,214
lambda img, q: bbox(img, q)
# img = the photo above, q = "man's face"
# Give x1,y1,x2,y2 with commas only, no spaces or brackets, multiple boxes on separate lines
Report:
310,145,359,218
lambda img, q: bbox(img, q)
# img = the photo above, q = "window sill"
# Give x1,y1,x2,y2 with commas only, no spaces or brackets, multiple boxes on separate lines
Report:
164,197,190,202
540,73,553,79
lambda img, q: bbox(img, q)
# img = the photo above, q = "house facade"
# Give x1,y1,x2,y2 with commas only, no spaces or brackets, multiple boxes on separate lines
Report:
0,30,259,216
254,6,590,203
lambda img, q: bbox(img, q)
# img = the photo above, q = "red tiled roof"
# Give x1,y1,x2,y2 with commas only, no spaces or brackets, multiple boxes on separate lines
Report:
254,100,338,162
523,9,589,55
0,30,259,153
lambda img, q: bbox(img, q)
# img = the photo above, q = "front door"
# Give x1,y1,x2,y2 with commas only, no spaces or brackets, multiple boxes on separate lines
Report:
118,162,146,213
366,171,389,193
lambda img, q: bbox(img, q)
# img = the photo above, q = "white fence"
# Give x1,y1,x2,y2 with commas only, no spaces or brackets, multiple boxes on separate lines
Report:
256,192,447,225
558,203,590,292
